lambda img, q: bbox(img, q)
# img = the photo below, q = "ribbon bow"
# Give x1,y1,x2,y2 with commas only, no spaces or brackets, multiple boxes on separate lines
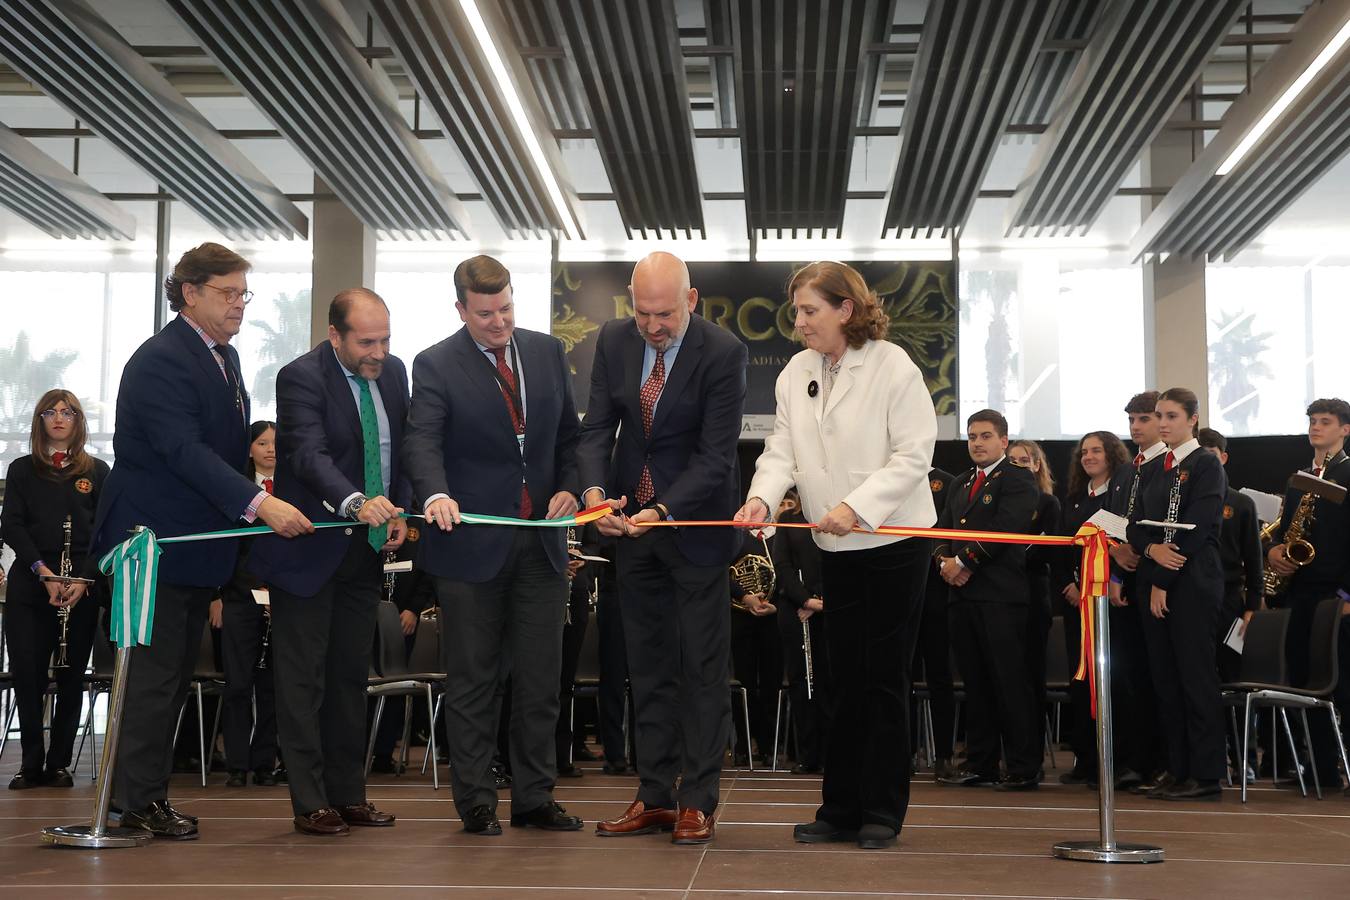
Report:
98,527,160,649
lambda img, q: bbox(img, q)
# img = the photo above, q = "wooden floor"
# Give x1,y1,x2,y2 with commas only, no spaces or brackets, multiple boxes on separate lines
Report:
1,744,1348,899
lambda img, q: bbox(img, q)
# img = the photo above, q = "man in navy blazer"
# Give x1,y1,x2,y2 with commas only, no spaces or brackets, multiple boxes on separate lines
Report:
93,243,312,840
248,289,409,836
580,252,747,845
402,255,582,837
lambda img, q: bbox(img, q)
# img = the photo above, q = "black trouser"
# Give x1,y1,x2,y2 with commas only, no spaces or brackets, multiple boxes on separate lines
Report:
618,527,730,815
1064,599,1153,776
114,581,213,811
911,570,955,761
1026,572,1051,753
1137,560,1226,783
780,606,829,767
594,566,631,767
950,601,1040,780
3,578,98,776
436,528,568,819
556,585,591,766
219,598,276,773
1283,584,1349,784
1119,573,1166,776
817,538,927,834
1216,587,1246,685
271,538,381,817
730,607,783,757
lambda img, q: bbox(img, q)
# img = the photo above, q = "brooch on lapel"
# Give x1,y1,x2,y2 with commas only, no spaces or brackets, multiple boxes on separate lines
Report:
982,494,993,504
1179,471,1190,485
1223,505,1234,520
75,478,93,494
930,479,944,493
406,526,421,543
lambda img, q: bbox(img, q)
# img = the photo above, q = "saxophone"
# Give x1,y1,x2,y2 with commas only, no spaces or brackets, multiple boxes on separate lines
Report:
1263,488,1317,598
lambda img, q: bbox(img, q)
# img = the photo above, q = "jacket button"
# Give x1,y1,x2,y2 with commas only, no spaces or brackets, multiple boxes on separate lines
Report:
344,528,353,536
959,518,966,525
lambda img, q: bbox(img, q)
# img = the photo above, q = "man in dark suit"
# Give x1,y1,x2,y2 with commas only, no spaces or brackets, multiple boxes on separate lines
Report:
248,288,409,836
580,252,748,845
933,409,1040,791
93,243,312,839
402,255,583,837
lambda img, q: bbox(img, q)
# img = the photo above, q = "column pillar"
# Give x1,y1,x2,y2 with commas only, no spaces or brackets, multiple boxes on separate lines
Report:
309,175,376,346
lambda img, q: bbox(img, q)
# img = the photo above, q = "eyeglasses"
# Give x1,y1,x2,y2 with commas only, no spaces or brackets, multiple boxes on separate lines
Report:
198,282,254,306
41,408,80,421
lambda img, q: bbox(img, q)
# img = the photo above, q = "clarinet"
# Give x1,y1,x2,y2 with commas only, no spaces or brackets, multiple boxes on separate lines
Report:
255,604,271,670
53,516,74,669
1162,467,1182,545
801,617,815,700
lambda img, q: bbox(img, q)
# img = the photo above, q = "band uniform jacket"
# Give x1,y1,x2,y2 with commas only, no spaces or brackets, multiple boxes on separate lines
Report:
933,460,1039,605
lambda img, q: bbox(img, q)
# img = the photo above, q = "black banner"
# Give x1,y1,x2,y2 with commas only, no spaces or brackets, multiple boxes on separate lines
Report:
550,261,956,429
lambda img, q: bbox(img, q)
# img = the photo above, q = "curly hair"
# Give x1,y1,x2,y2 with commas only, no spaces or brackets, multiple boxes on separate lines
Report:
786,261,889,349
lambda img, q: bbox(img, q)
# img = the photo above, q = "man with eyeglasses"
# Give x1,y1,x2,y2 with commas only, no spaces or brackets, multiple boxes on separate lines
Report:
93,242,313,840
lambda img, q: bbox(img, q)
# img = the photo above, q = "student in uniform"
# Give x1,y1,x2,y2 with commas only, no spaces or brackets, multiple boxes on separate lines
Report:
1,390,109,789
1052,430,1132,786
934,409,1040,791
729,527,784,767
770,490,829,774
912,468,957,780
1127,388,1227,801
219,420,280,787
1264,398,1350,791
1008,440,1060,764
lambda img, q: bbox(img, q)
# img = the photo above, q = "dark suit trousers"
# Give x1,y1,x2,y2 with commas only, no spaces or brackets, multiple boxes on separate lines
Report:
555,585,591,764
220,599,276,773
1138,566,1226,782
950,600,1040,780
912,571,955,760
2,583,97,774
619,527,730,814
818,538,928,833
436,528,567,819
271,538,381,816
1064,601,1152,775
114,582,212,810
595,570,631,766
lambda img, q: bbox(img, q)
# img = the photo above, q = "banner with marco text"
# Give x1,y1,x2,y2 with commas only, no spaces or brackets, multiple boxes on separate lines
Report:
549,260,957,437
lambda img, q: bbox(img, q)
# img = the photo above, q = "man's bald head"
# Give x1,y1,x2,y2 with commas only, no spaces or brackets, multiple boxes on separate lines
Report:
629,251,697,351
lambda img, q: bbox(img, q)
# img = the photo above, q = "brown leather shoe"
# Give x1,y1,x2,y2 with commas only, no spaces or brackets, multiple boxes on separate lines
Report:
595,799,678,836
336,802,396,827
671,807,714,844
294,807,350,836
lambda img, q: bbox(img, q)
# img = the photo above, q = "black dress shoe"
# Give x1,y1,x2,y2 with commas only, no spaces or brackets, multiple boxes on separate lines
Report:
8,771,44,790
1131,771,1174,796
225,770,247,787
857,824,898,849
490,762,512,790
1059,767,1094,785
557,764,585,779
253,768,277,786
368,756,405,775
1160,778,1222,801
932,759,958,781
43,768,74,788
273,766,289,784
572,745,599,762
121,801,199,840
602,762,631,776
463,804,502,835
793,819,857,843
164,802,199,825
937,768,997,787
1114,768,1144,790
995,775,1040,792
510,800,584,831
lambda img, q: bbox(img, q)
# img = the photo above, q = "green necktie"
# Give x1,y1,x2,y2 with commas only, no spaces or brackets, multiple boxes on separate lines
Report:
355,377,387,551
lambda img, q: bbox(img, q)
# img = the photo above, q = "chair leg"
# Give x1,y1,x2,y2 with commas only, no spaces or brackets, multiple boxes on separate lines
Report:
1270,708,1279,786
398,696,414,774
196,684,207,788
736,687,754,772
424,684,439,791
1044,713,1056,770
364,695,386,776
422,694,443,776
74,689,96,774
1327,700,1350,786
1226,707,1239,788
568,695,576,766
1298,708,1322,800
1278,707,1307,797
207,693,224,779
1241,695,1253,803
925,700,936,766
0,699,14,758
770,689,784,772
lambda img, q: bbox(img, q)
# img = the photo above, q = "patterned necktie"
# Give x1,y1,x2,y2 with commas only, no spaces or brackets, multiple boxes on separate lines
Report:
1163,451,1176,472
212,346,244,425
967,468,986,502
490,347,532,519
52,450,67,468
636,350,666,505
262,477,273,495
354,377,386,551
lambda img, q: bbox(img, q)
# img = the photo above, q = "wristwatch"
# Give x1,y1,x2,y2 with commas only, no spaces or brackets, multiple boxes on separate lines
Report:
346,494,369,519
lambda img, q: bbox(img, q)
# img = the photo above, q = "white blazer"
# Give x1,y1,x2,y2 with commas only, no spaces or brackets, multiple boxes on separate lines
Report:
747,339,937,552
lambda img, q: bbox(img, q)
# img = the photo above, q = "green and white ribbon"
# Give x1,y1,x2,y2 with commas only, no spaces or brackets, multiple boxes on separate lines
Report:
98,527,160,649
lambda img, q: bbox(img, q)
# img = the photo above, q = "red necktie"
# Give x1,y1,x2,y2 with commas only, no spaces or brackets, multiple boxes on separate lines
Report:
491,347,531,519
1134,452,1145,467
636,350,666,505
1164,451,1176,471
52,451,67,468
262,477,273,495
1313,466,1323,478
967,468,986,502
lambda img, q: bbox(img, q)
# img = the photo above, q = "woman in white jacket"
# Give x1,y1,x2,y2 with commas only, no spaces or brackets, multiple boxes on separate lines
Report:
736,261,937,850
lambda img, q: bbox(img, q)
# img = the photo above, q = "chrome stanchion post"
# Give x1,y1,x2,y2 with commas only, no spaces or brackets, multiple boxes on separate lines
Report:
1053,590,1163,863
42,529,152,849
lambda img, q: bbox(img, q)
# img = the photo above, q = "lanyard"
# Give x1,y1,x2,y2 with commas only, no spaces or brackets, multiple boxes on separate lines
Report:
484,340,524,430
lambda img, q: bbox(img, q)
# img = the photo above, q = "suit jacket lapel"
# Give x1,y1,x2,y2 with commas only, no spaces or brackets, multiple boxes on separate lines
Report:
650,316,706,438
321,344,363,447
822,344,864,421
452,330,518,451
623,322,645,437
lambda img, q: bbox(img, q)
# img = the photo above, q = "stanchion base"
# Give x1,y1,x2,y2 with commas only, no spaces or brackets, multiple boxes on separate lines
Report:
41,825,151,849
1053,840,1164,863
